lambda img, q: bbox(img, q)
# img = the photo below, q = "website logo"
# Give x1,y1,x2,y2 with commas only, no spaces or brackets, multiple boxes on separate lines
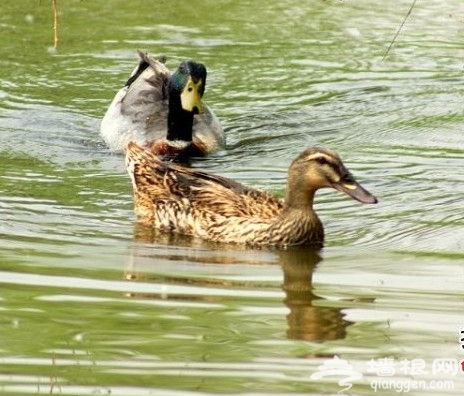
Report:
310,355,363,393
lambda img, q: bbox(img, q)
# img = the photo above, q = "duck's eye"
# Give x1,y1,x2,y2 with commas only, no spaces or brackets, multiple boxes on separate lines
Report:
315,156,328,165
188,86,193,92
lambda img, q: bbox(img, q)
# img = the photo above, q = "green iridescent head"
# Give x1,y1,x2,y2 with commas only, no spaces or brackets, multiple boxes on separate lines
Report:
169,61,206,114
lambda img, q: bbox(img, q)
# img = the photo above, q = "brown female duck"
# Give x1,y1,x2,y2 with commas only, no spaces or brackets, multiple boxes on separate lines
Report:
101,51,224,159
125,141,377,247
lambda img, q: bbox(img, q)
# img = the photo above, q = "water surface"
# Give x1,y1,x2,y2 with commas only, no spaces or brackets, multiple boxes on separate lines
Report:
1,0,464,394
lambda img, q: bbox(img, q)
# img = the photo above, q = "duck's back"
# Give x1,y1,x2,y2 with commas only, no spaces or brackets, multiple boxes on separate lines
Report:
100,56,169,151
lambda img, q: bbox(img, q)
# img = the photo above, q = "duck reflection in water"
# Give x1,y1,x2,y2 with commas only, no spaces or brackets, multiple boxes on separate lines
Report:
126,224,348,344
279,248,348,343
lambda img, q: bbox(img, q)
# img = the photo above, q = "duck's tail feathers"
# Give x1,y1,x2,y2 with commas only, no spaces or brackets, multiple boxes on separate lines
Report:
125,142,157,190
125,51,168,87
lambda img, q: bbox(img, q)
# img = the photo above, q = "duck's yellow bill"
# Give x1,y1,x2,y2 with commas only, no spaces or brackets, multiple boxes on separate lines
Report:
333,181,378,204
342,183,358,190
181,77,205,114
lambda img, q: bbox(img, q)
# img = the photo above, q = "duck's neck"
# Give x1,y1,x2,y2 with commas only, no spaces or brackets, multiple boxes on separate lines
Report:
284,176,317,210
166,96,194,143
277,179,324,246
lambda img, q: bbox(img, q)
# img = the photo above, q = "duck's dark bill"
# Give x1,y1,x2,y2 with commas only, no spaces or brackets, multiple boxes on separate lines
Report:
333,181,378,204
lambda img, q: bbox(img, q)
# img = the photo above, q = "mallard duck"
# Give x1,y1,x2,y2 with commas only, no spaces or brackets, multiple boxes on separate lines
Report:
101,51,224,158
125,141,377,247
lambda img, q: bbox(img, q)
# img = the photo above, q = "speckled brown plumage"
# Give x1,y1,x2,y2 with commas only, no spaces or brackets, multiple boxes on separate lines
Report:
125,142,377,248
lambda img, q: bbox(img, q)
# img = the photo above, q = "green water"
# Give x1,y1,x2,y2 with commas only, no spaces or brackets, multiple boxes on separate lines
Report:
1,0,464,394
